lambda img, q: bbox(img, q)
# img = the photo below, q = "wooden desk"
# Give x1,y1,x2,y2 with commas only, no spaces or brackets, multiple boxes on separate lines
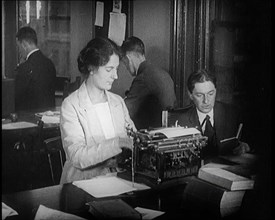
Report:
2,181,188,220
2,108,61,193
2,107,61,144
2,172,261,220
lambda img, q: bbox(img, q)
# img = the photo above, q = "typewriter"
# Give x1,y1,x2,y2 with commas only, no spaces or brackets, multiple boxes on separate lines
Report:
117,126,208,187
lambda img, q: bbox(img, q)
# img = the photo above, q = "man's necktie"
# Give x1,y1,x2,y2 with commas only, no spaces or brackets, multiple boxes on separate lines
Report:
202,115,217,157
203,115,214,138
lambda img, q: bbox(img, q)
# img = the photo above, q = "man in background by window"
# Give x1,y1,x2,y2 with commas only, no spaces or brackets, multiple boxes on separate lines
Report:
121,36,177,130
15,26,56,111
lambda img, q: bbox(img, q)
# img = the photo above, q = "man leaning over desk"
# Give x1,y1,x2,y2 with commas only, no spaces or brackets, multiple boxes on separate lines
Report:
121,36,177,130
174,69,250,159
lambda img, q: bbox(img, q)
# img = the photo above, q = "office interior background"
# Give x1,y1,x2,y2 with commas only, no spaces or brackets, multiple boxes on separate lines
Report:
3,0,271,155
2,0,271,206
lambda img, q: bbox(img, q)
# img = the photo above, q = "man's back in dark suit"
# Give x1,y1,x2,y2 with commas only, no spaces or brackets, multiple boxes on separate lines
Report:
15,26,57,112
15,50,56,111
121,36,177,130
125,61,177,130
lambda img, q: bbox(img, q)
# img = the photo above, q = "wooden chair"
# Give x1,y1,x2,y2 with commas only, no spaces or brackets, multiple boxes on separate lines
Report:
38,120,64,185
162,105,192,127
63,76,81,100
2,120,45,192
43,135,64,185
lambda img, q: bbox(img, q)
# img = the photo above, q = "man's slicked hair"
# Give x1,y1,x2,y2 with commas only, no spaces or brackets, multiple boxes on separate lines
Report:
16,26,38,45
121,36,145,56
187,69,217,93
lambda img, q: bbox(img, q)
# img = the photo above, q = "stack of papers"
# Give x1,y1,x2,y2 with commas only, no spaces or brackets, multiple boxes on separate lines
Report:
35,110,60,117
35,110,60,124
41,115,60,124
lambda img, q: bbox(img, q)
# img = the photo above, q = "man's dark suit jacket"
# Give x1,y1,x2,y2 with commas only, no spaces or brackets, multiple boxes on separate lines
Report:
15,50,57,111
169,101,242,156
125,61,177,130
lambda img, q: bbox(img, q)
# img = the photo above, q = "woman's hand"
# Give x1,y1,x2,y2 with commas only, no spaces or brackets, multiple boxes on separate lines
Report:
118,137,133,150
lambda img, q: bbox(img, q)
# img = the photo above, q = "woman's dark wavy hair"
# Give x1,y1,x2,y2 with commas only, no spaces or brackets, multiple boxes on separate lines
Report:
77,37,121,76
187,69,217,93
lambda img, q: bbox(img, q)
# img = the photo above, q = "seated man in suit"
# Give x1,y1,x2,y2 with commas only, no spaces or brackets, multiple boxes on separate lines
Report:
175,69,250,159
15,26,57,111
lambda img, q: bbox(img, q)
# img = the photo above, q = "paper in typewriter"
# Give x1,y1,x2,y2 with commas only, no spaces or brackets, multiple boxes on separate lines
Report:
148,127,201,138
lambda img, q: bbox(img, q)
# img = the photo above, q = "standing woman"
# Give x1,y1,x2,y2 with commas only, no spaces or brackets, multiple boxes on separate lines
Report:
60,38,135,184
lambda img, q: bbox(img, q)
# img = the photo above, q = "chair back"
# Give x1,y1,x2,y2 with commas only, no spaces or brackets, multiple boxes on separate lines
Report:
162,106,192,127
44,136,62,151
43,135,65,184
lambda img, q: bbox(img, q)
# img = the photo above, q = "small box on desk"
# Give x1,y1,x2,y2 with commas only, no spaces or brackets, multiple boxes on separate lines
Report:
87,198,141,219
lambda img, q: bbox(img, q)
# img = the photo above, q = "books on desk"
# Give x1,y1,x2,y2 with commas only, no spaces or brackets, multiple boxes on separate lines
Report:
87,199,142,219
183,162,255,217
198,166,254,191
183,177,246,218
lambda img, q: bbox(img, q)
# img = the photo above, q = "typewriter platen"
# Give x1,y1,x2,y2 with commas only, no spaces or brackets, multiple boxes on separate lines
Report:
117,127,208,187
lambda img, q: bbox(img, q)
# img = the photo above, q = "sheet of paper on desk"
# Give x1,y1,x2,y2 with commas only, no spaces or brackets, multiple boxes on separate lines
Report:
2,121,37,130
2,202,18,220
34,205,86,220
73,175,150,198
135,207,165,220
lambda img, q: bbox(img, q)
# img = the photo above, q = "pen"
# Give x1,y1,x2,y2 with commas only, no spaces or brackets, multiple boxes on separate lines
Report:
236,123,243,140
220,137,236,143
220,123,243,143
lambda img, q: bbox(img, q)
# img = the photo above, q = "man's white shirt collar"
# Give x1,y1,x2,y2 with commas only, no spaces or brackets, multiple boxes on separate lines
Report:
26,49,39,60
197,108,214,131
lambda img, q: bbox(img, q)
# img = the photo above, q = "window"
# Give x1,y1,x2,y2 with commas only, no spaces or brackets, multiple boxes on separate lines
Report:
18,0,70,77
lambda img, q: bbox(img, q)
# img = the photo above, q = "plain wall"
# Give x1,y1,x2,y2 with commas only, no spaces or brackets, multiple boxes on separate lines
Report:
132,0,171,72
3,1,17,79
111,0,171,97
70,1,94,81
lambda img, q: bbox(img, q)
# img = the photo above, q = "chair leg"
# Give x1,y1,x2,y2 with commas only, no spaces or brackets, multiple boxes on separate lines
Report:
59,151,64,170
47,153,55,185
